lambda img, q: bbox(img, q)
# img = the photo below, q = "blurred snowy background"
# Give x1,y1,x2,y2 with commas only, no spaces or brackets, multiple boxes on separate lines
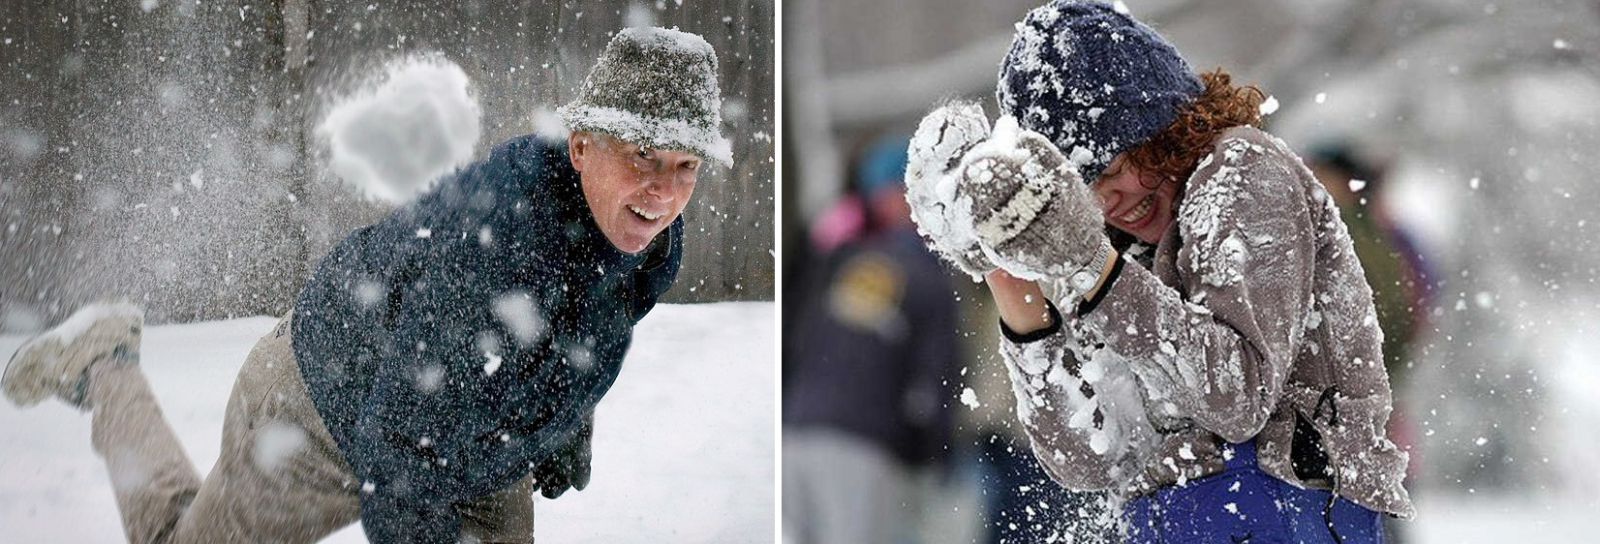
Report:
784,0,1600,542
0,0,775,330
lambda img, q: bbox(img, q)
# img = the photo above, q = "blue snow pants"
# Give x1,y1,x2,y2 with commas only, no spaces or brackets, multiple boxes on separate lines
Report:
1121,440,1385,544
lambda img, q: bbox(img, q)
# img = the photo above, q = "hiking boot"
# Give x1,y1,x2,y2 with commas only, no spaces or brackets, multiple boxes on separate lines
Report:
3,302,144,410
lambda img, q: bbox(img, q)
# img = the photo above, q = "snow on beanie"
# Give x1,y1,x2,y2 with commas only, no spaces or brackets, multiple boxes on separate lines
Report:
996,0,1202,183
559,27,732,167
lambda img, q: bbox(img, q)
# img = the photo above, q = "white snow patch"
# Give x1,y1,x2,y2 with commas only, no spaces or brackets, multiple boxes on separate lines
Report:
564,343,594,371
353,280,385,309
959,387,981,409
904,100,991,276
624,2,657,29
530,107,569,142
33,302,143,347
251,420,307,474
105,448,151,496
1088,431,1110,455
491,292,544,346
1474,291,1494,309
414,364,445,393
1259,95,1280,116
560,105,732,166
318,54,481,205
482,352,503,376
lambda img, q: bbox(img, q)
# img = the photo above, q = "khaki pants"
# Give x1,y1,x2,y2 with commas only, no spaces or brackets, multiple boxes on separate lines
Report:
88,315,536,543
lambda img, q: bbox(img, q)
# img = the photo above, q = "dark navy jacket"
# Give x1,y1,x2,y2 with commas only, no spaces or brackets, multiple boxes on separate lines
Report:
783,227,959,467
291,135,681,542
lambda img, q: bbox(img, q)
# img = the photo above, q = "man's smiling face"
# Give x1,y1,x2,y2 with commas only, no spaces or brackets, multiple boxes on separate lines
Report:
569,132,702,254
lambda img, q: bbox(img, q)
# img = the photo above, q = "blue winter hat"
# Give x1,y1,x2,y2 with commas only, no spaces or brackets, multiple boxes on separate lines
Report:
997,0,1203,183
855,134,910,198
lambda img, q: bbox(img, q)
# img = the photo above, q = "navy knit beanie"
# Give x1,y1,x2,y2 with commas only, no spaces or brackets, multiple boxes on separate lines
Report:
997,0,1203,183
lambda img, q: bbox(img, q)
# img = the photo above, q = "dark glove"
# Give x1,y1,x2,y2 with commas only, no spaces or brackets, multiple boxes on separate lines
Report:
531,412,594,499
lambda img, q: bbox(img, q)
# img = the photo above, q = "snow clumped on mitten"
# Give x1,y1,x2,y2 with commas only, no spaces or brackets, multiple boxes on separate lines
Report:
905,100,997,278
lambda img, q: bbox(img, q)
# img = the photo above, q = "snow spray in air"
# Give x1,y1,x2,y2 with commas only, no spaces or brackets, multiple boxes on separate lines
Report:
317,54,481,205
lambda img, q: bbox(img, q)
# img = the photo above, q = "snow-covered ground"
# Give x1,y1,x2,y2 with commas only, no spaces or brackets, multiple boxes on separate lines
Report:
0,302,774,542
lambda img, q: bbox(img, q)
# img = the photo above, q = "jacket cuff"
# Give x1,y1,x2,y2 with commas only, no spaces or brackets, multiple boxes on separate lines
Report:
1000,299,1065,344
1075,251,1126,317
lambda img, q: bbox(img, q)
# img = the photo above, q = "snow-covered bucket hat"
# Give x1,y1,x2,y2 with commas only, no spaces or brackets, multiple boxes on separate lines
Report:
559,27,732,167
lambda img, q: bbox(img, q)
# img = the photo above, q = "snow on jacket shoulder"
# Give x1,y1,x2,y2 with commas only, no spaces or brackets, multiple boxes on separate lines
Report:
999,126,1413,519
290,134,682,541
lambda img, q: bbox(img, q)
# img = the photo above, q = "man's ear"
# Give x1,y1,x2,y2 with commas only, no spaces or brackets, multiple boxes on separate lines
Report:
568,131,589,172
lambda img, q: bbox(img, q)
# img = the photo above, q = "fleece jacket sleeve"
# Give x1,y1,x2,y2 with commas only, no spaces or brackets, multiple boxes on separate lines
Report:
997,300,1159,490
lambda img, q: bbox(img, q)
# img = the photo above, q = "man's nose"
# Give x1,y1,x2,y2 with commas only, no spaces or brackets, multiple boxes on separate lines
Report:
641,172,674,201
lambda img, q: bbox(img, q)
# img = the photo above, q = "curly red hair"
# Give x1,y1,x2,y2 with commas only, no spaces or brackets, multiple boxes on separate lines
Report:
1122,69,1266,188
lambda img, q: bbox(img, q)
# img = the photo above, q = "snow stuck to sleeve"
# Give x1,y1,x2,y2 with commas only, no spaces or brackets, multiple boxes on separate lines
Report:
998,312,1158,489
1178,138,1262,288
317,54,481,205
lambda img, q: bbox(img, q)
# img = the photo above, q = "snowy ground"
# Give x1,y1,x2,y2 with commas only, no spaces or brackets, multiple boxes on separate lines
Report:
0,302,775,542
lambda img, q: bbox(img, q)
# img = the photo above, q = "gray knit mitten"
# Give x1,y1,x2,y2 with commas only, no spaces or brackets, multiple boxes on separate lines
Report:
957,117,1114,293
905,101,998,278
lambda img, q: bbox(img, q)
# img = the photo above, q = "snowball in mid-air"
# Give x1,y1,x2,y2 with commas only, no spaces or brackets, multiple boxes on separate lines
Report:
1259,95,1280,116
959,387,981,409
318,54,481,205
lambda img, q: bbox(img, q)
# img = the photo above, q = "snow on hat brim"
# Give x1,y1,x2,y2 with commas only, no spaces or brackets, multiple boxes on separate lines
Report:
559,104,733,167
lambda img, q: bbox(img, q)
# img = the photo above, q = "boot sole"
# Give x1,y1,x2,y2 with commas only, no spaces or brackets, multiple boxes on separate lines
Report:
2,302,144,408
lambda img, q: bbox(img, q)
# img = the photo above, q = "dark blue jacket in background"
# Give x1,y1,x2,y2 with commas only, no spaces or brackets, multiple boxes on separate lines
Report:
291,135,681,542
783,227,959,467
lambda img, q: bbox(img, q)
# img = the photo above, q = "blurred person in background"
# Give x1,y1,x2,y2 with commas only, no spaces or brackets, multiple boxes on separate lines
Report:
904,1,1413,542
1305,142,1435,389
784,135,962,544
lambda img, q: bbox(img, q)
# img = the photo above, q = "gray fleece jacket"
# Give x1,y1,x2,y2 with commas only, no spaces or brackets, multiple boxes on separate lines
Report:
1001,126,1414,519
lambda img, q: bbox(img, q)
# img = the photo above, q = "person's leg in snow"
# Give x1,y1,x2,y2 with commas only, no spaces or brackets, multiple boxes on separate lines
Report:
4,305,538,543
